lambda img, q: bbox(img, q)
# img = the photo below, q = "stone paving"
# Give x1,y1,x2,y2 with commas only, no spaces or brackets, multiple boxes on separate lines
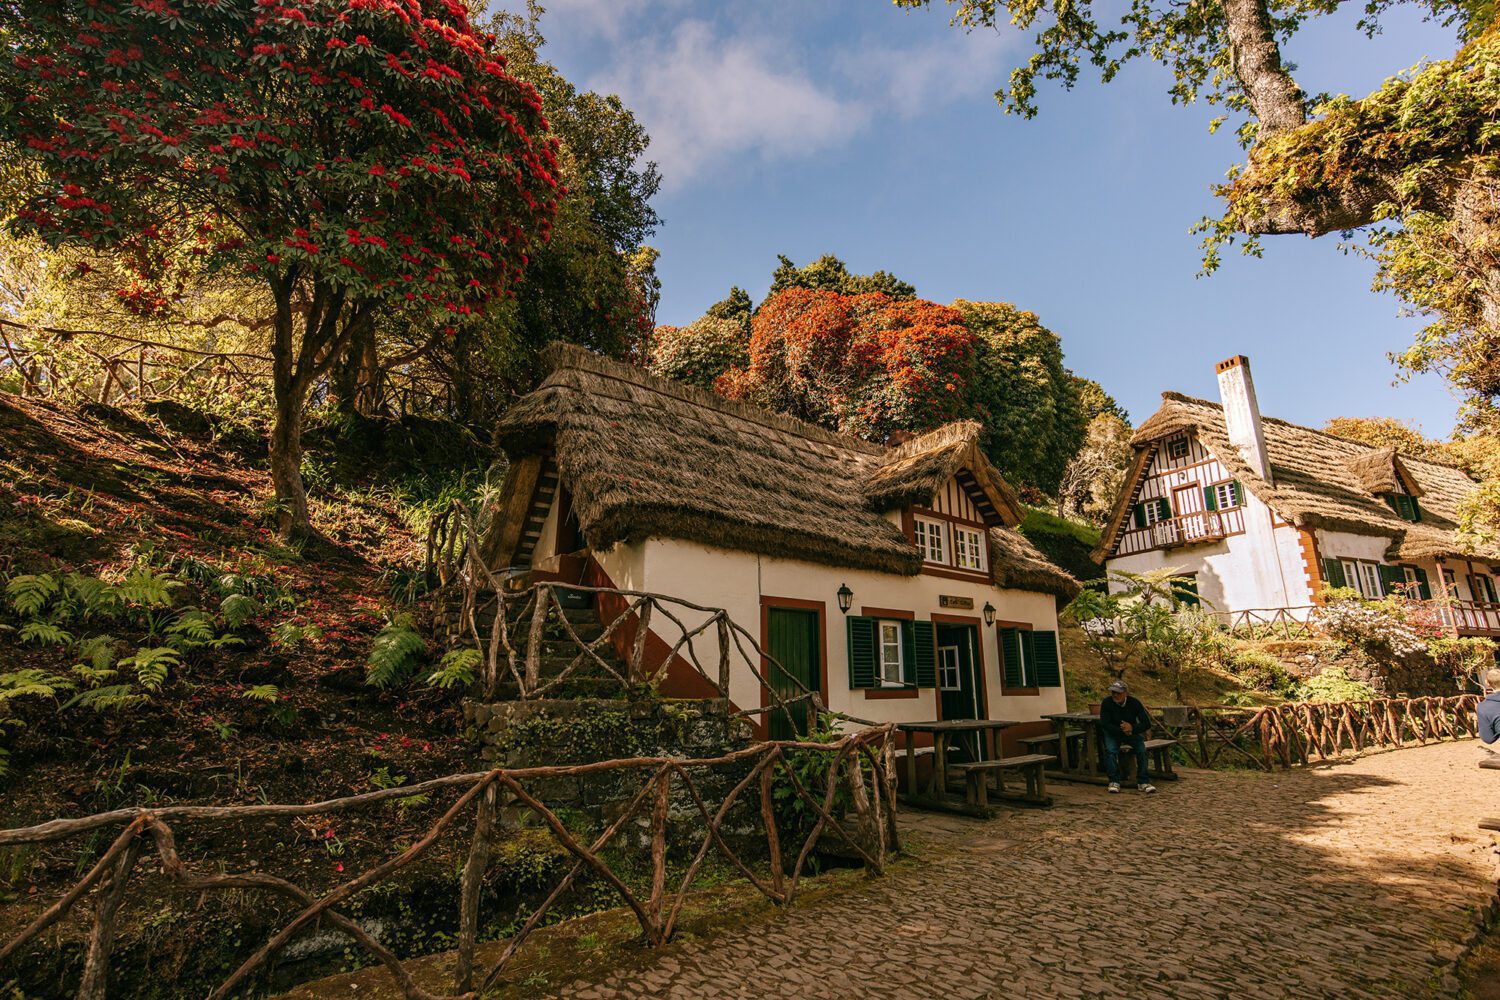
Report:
556,742,1500,999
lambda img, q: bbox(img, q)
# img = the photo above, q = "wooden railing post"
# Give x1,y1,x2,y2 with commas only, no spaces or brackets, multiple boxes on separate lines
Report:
77,834,142,1000
716,615,731,699
647,768,670,944
629,599,653,686
456,779,496,991
759,758,785,900
525,585,549,695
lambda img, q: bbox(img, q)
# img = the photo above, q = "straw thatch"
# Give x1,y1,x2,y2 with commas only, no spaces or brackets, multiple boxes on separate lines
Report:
495,344,1079,598
1105,392,1497,563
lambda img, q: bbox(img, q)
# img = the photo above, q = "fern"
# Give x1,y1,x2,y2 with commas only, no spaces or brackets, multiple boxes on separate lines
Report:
426,648,481,690
72,664,119,687
61,574,118,620
240,684,280,703
6,574,59,618
119,647,180,693
113,569,179,608
272,622,323,649
19,621,72,647
73,635,116,672
0,668,75,703
166,609,216,645
220,593,261,630
365,615,426,689
64,684,149,714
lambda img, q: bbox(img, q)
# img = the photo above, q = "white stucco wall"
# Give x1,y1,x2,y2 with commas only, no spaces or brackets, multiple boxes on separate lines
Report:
1106,490,1312,613
1314,529,1393,565
585,536,1067,729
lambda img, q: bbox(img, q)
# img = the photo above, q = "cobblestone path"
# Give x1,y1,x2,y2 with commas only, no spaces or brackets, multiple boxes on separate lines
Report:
558,742,1498,999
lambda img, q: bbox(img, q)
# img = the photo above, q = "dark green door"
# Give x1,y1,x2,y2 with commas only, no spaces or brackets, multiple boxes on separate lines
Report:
936,623,982,760
766,607,820,740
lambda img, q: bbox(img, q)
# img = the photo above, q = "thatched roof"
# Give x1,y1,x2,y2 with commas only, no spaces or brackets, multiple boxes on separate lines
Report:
1102,392,1496,564
495,344,1079,598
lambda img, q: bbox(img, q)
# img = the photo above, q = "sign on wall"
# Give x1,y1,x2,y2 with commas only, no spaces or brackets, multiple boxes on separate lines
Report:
938,595,974,610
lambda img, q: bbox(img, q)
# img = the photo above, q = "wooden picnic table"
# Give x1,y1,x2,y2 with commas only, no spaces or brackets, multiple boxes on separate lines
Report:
1041,711,1105,784
896,719,1017,815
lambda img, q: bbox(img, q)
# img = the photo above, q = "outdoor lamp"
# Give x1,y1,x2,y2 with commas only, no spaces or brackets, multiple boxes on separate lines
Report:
983,601,996,626
837,583,854,615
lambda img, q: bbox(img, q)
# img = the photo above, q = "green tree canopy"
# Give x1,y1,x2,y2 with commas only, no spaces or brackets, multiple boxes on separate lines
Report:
767,254,916,300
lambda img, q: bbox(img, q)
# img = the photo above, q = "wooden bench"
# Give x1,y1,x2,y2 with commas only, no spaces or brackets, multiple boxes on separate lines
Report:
949,754,1056,810
1118,737,1179,782
1481,818,1500,833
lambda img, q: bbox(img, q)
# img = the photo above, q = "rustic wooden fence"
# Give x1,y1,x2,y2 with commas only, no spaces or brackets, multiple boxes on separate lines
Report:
1157,694,1481,771
0,727,899,1000
425,501,834,736
1208,606,1316,640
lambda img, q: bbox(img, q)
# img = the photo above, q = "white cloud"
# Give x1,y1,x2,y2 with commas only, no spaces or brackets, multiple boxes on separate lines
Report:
836,28,1013,118
595,20,866,187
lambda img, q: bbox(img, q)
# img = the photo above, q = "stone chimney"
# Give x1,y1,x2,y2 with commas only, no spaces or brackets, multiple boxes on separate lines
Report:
1215,355,1273,484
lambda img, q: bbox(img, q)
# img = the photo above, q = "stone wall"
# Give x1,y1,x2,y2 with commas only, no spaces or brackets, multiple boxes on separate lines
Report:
466,696,760,846
1256,640,1458,697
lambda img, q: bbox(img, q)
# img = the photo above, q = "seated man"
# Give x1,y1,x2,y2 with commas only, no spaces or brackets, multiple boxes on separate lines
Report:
1479,668,1500,757
1099,680,1157,794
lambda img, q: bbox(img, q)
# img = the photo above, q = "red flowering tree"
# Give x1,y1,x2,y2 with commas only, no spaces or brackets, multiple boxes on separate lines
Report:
0,0,559,536
718,288,973,441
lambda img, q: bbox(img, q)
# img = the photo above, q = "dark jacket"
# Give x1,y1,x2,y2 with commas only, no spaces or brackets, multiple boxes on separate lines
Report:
1099,695,1152,740
1480,692,1500,746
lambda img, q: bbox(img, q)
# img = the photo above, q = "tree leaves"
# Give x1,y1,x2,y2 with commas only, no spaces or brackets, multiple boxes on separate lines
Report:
365,615,427,689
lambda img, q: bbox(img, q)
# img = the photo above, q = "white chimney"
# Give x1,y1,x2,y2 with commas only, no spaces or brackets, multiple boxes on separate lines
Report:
1215,355,1273,484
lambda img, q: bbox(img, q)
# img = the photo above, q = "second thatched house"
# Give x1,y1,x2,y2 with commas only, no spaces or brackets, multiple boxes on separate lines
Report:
482,344,1079,744
1097,354,1500,637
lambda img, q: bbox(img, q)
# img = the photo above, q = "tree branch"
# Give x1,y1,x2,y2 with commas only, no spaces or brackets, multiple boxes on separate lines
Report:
1221,0,1305,136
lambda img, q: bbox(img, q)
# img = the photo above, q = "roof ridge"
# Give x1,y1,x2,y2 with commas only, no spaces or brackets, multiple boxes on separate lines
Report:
1155,391,1472,473
541,343,885,456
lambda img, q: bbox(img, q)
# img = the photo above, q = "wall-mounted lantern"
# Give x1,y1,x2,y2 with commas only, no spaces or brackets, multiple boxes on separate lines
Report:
983,601,996,627
837,583,854,615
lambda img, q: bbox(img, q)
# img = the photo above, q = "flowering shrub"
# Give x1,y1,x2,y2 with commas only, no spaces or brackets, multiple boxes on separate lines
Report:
717,288,973,441
647,317,749,389
1313,593,1430,659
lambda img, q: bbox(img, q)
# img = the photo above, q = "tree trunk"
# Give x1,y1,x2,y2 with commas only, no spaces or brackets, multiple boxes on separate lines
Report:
331,321,382,418
269,374,312,539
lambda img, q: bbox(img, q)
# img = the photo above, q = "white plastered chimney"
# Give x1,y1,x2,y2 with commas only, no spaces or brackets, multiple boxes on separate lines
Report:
1215,355,1273,485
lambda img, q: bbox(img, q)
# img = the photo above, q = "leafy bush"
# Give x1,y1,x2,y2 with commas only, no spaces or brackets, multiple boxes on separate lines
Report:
426,648,481,691
1313,594,1431,659
1294,666,1376,704
1230,649,1295,696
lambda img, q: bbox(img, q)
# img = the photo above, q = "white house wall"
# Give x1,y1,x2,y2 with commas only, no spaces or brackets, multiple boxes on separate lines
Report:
627,537,1067,729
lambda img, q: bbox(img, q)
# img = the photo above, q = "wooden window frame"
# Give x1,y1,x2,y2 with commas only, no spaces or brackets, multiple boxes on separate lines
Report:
1208,479,1241,511
858,607,920,699
952,524,986,573
913,515,947,565
1166,436,1190,460
932,612,989,721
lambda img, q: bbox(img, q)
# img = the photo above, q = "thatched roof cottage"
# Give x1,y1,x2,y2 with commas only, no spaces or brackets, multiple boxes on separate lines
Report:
484,344,1078,741
1098,355,1500,636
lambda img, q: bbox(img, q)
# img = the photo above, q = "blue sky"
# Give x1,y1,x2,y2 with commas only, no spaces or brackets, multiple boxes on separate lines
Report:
503,0,1462,434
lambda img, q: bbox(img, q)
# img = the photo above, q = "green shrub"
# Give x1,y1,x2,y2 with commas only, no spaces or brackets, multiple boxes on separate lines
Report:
1294,665,1376,704
1230,649,1295,696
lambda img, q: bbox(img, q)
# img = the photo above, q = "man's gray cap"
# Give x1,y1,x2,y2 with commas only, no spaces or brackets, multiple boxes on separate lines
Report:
1108,680,1128,693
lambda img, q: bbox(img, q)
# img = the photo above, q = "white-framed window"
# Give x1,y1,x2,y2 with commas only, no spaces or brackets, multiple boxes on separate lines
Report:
1402,566,1422,592
877,620,904,685
1341,560,1383,600
1167,436,1190,460
1140,497,1168,526
938,646,961,691
1473,574,1499,605
914,517,946,564
1443,568,1460,598
953,526,985,572
1210,481,1241,511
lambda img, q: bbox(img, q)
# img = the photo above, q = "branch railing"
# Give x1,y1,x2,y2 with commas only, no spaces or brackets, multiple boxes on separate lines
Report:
1157,694,1481,771
0,727,899,1000
1208,606,1316,640
425,501,853,737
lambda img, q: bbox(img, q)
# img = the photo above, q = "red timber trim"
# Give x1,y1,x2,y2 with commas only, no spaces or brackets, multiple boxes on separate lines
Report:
758,596,831,739
857,606,920,700
921,564,994,584
582,558,723,703
993,618,1039,697
1297,528,1325,604
901,508,915,543
913,504,988,530
1092,444,1156,562
932,613,988,721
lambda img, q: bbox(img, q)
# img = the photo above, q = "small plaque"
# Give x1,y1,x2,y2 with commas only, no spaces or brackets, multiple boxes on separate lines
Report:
938,595,974,610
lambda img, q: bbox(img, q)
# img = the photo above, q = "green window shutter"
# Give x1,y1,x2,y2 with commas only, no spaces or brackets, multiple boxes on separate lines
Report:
1410,497,1422,522
1021,630,1038,688
847,616,876,690
1155,498,1172,521
1203,485,1217,512
911,620,936,688
1231,481,1244,506
1377,565,1403,597
1415,567,1433,600
1033,631,1062,687
1000,627,1023,689
1132,503,1147,529
1322,559,1347,589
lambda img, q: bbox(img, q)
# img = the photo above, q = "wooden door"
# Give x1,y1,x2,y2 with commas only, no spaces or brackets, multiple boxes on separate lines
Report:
766,607,820,740
937,624,982,760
